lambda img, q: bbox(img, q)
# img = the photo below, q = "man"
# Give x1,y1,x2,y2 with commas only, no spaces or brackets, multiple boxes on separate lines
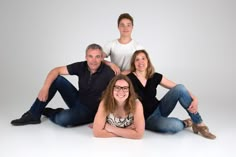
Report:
11,43,115,127
103,13,144,75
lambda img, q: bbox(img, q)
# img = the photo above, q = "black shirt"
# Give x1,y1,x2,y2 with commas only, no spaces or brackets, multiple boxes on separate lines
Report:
127,72,163,119
67,61,114,113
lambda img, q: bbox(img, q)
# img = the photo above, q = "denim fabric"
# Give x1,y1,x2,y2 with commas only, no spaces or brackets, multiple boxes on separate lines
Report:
145,84,203,133
29,76,94,127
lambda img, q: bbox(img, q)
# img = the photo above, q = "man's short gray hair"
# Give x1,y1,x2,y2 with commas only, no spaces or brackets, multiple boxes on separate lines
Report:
86,43,103,53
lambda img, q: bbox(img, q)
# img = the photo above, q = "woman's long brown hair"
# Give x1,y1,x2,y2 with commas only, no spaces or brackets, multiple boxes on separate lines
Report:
101,74,137,114
130,49,155,79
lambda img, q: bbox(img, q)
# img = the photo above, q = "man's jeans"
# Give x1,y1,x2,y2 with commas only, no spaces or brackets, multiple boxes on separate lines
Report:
145,84,203,133
29,76,94,127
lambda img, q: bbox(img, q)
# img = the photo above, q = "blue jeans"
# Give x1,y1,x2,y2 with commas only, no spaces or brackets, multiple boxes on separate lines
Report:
145,84,203,133
29,76,94,127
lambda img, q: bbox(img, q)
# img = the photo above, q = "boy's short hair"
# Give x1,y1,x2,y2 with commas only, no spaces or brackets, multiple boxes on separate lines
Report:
117,13,134,26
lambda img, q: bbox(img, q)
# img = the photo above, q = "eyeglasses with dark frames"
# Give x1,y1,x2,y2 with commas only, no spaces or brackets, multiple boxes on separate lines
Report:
113,85,129,92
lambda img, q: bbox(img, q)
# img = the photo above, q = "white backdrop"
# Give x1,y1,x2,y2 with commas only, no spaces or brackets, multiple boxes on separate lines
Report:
0,0,235,115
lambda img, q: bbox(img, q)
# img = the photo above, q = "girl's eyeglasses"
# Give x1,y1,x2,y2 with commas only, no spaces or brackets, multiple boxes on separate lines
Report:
114,85,129,92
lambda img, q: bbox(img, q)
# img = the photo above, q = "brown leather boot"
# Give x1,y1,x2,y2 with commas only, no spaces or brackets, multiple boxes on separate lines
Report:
192,124,216,139
183,118,192,128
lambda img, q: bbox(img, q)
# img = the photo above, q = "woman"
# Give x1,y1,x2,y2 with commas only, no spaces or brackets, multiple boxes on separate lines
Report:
93,74,145,139
127,50,216,139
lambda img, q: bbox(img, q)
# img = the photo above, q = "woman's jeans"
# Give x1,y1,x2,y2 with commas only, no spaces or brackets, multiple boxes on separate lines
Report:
29,76,94,127
145,84,203,133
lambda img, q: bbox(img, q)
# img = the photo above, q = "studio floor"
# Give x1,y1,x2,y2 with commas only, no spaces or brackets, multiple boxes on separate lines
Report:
1,103,235,157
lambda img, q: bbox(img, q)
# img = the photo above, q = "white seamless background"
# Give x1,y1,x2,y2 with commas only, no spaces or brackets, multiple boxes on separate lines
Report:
0,0,235,157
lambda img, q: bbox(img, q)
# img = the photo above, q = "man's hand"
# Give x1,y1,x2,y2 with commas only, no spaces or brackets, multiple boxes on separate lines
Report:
37,87,49,102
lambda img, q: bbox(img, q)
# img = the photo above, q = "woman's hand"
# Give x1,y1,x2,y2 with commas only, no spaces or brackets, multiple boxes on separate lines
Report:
188,97,198,114
105,123,115,133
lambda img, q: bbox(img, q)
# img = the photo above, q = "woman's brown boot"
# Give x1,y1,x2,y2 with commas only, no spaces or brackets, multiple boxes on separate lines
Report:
192,124,216,139
183,118,192,128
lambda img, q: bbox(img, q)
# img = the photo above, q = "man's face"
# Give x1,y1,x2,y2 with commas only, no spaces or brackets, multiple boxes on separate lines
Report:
86,49,103,72
118,18,133,37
